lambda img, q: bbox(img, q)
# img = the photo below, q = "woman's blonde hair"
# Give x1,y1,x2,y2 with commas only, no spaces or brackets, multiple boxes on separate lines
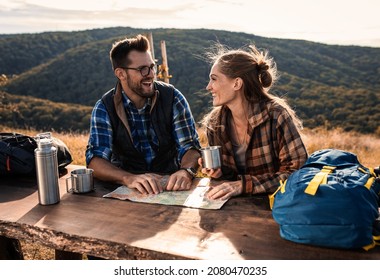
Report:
202,43,303,131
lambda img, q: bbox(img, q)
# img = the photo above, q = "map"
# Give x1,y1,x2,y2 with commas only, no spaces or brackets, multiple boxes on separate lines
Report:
103,177,228,210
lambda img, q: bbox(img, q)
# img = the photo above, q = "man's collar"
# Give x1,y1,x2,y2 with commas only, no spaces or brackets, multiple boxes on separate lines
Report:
122,91,152,111
115,81,158,112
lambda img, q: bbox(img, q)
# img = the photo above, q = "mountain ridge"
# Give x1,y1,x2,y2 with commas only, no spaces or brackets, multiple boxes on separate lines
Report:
1,27,379,134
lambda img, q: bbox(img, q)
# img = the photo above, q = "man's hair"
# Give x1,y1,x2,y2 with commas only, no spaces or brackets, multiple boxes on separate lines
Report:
110,34,150,70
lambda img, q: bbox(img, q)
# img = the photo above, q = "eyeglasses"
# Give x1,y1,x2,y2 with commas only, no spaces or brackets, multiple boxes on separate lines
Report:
120,64,157,77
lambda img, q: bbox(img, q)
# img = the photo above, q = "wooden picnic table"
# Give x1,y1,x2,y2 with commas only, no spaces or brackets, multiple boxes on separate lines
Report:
1,165,380,260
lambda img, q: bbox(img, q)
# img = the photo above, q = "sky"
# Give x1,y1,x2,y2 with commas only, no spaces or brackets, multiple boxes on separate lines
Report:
1,0,379,48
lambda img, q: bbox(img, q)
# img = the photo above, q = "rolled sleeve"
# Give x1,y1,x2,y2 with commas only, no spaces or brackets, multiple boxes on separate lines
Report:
85,100,113,165
172,89,201,161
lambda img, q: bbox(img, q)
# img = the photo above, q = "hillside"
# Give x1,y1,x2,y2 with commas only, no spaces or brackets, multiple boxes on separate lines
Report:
1,27,379,134
0,91,91,132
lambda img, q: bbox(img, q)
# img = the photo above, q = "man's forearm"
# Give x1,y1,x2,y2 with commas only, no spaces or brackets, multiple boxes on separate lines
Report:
88,156,132,185
180,148,201,169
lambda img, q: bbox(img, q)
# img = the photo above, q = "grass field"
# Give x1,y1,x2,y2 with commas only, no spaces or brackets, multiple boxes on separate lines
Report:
2,125,379,259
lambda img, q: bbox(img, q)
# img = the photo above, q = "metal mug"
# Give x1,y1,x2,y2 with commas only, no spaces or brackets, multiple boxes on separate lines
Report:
200,146,221,169
66,168,94,194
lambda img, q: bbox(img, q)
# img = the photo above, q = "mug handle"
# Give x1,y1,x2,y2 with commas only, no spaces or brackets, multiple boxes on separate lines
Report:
66,177,73,193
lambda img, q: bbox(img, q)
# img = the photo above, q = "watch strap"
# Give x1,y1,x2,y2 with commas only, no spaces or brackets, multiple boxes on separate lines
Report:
180,167,197,178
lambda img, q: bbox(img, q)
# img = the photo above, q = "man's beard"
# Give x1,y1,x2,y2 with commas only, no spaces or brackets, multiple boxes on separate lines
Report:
126,75,155,98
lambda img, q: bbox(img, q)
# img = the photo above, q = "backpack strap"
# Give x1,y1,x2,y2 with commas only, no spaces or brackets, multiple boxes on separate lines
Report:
304,166,336,195
363,167,380,190
362,241,377,251
374,235,380,246
269,179,287,209
362,230,379,251
6,156,11,172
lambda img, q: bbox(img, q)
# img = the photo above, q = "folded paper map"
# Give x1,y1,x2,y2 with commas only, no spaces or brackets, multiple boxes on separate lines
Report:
103,177,228,210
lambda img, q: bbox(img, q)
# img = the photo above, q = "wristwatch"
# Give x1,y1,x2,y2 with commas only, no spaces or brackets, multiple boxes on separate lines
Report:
180,167,197,178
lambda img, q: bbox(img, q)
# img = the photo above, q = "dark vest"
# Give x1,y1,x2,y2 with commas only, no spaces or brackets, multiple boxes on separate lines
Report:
101,81,178,174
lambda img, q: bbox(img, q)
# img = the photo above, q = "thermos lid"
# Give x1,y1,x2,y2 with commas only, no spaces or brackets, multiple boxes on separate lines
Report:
38,138,52,147
36,132,53,148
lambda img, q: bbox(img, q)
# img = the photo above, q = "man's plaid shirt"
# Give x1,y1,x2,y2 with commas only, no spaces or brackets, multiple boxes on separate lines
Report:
86,88,200,169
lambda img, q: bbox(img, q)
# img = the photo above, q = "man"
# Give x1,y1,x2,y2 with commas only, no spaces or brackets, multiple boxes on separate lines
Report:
86,34,201,194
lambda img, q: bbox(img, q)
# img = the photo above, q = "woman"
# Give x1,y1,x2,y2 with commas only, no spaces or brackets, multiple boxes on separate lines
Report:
200,44,308,200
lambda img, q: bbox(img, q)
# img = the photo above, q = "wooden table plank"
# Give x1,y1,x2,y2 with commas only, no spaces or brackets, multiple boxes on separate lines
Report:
1,165,380,260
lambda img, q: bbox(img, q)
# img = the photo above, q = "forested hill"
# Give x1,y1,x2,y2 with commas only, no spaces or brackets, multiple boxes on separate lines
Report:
1,27,379,134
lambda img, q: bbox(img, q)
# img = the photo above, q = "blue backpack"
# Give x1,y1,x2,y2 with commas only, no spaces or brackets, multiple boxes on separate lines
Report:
270,149,380,250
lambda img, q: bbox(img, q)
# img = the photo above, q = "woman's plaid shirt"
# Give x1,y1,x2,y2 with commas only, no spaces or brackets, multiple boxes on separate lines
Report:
206,100,308,194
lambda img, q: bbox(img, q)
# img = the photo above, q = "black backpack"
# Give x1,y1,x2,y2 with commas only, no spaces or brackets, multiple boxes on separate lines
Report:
0,132,73,177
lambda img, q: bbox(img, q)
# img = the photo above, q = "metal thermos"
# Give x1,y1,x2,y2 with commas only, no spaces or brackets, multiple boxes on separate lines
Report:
35,132,60,205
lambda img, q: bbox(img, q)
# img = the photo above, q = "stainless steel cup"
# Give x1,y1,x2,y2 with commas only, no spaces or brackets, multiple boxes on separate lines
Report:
201,146,221,169
66,168,94,194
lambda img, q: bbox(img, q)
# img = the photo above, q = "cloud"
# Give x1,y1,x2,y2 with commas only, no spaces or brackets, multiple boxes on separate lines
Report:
0,0,379,47
0,1,203,33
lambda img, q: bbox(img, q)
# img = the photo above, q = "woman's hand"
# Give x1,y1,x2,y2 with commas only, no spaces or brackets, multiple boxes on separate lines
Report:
198,157,222,179
206,181,243,200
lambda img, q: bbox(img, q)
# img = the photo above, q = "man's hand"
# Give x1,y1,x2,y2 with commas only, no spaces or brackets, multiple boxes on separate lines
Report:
166,169,193,191
123,173,165,195
89,157,166,195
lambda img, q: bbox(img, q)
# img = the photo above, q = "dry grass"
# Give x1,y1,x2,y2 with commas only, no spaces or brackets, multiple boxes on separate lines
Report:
302,127,380,168
2,125,379,259
19,240,55,260
52,132,88,165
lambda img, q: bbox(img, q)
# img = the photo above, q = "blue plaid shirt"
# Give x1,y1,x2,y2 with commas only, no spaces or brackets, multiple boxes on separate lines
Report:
86,88,200,169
